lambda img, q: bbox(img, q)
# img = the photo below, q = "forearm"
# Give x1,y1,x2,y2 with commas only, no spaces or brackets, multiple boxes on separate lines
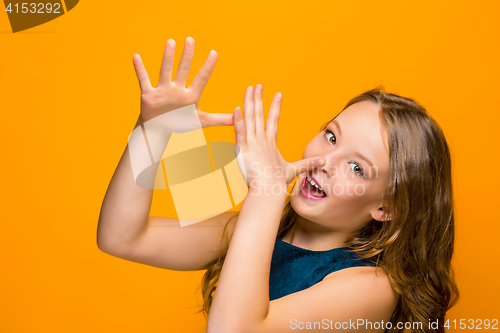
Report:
97,104,205,251
207,186,288,332
97,114,166,252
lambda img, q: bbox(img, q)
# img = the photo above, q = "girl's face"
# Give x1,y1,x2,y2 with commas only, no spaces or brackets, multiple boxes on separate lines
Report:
290,100,391,233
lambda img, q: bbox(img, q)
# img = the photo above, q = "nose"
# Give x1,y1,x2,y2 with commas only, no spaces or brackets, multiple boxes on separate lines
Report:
317,150,341,177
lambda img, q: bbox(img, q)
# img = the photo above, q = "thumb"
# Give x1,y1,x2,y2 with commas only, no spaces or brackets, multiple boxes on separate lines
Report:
197,110,234,127
287,157,326,183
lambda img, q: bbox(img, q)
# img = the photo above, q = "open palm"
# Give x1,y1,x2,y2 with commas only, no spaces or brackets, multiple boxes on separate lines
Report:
234,85,325,189
132,37,233,128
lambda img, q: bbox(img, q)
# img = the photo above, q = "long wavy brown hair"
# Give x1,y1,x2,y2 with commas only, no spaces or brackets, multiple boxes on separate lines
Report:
195,86,459,332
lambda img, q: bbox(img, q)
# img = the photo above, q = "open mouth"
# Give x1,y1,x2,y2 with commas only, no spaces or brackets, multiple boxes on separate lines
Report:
300,172,327,200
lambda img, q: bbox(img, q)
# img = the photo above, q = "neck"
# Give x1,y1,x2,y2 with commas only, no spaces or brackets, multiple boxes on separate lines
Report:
283,215,353,251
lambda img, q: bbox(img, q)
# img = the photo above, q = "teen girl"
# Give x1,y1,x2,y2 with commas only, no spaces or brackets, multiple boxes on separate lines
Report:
97,37,459,333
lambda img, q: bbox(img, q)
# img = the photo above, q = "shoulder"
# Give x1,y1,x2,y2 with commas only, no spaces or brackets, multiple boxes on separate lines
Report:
262,264,400,332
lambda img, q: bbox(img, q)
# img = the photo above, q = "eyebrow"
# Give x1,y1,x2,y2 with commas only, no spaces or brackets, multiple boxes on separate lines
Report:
332,120,342,137
330,120,374,168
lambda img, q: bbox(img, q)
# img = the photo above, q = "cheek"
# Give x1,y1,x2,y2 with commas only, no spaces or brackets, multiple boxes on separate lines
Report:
326,181,364,203
324,180,381,217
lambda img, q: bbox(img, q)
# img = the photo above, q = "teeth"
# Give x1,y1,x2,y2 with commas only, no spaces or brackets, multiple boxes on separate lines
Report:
306,172,323,192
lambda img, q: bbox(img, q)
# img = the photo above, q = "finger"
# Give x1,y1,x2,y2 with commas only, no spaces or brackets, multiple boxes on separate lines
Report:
188,50,217,96
132,54,153,94
287,156,326,184
158,39,176,86
254,84,264,136
173,37,195,87
233,107,247,148
243,86,256,140
265,92,282,142
197,110,234,128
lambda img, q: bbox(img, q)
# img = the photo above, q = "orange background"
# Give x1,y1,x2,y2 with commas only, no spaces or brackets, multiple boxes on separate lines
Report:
1,1,499,332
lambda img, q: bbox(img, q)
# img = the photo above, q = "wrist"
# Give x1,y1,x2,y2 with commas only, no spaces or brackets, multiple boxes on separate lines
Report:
141,104,201,134
248,179,288,198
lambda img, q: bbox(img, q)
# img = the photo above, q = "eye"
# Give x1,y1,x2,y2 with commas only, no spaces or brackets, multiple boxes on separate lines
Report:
324,129,366,178
350,162,365,177
325,129,336,144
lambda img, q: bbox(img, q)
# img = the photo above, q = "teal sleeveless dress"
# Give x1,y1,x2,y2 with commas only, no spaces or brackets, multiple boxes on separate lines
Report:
269,236,377,301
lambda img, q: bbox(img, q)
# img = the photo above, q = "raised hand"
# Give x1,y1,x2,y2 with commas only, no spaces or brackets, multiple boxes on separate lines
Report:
233,85,325,193
132,37,233,128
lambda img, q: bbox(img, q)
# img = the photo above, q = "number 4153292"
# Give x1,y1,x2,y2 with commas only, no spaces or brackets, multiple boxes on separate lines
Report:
5,3,62,14
444,319,498,330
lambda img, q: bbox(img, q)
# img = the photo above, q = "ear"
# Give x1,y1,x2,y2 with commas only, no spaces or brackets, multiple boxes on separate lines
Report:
370,205,392,222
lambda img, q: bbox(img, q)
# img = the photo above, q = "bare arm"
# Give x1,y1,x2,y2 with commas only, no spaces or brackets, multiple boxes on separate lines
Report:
97,127,240,270
97,37,238,271
207,85,325,332
96,114,153,252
